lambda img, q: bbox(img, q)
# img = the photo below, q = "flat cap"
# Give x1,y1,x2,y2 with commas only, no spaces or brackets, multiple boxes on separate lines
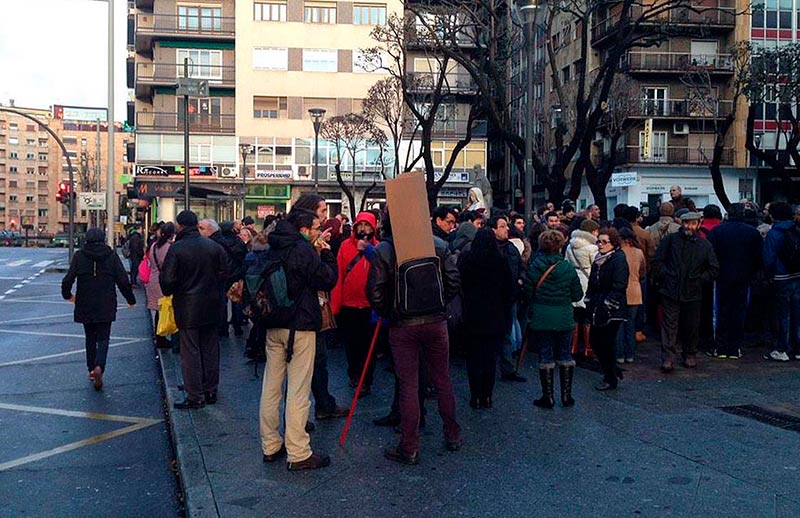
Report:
680,211,702,222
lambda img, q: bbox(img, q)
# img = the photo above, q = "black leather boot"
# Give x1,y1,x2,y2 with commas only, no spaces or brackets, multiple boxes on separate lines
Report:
559,365,575,407
533,368,555,409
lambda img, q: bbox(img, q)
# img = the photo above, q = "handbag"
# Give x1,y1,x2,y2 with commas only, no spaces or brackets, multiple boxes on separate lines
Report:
156,295,178,336
319,291,336,331
227,279,244,303
138,257,151,284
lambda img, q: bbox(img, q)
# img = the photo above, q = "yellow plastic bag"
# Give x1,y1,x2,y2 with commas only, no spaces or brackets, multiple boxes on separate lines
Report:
157,295,178,336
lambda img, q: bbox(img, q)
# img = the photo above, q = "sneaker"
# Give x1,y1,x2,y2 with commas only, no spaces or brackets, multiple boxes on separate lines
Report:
728,350,741,360
287,451,330,471
616,358,625,365
764,350,790,362
794,354,800,361
625,357,635,364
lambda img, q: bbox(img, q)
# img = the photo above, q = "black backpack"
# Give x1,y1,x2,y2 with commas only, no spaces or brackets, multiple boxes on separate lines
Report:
395,256,446,318
779,225,800,274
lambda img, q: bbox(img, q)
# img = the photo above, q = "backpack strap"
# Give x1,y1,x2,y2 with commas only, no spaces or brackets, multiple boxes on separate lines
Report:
342,251,364,282
536,263,559,290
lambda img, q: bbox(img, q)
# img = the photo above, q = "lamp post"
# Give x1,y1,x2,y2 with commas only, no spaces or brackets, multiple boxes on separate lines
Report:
308,108,327,194
518,0,539,224
239,143,253,219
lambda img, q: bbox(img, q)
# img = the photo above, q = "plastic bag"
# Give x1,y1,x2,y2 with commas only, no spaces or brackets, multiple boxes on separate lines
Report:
156,295,178,336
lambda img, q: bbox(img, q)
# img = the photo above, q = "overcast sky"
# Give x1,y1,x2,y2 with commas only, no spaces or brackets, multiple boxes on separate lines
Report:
0,0,129,118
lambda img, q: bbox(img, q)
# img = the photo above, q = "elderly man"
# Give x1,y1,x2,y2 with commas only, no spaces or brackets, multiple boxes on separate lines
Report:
160,211,230,408
652,212,719,372
669,185,697,212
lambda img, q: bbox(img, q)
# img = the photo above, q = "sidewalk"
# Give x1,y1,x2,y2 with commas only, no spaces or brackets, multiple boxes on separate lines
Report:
159,330,800,518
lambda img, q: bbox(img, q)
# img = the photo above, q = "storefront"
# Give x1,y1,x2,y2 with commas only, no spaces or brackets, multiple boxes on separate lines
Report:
243,184,292,226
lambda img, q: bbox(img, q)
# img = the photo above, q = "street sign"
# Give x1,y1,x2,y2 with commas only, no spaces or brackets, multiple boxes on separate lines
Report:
177,78,209,97
78,192,107,210
611,171,638,187
257,205,276,218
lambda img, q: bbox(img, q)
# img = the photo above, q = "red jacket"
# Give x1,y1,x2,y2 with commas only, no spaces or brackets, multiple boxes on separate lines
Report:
331,212,379,314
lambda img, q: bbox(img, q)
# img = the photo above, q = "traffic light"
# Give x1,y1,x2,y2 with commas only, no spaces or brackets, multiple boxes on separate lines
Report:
56,181,74,205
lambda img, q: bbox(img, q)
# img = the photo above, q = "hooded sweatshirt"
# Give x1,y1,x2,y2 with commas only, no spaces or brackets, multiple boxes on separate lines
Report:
331,211,379,313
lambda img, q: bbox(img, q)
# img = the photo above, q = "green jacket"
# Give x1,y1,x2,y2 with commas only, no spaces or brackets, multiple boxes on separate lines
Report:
524,253,584,331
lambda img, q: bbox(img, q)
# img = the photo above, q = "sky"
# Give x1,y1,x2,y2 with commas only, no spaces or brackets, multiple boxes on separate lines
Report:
0,0,129,118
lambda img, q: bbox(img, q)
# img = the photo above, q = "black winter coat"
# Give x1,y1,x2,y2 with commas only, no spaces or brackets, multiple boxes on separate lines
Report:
458,248,513,337
61,242,136,323
211,230,248,286
265,220,338,331
160,227,230,329
128,232,144,260
368,236,460,327
498,239,523,300
585,248,629,327
707,221,763,286
652,228,719,302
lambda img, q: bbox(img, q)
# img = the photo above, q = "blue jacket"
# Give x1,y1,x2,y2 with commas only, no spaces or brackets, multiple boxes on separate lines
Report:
763,220,800,281
708,220,762,286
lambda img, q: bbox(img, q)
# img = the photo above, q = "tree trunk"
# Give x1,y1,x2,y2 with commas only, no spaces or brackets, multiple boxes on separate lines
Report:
333,164,357,221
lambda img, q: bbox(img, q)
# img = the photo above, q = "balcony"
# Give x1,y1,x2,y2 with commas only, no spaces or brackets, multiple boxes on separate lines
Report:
135,13,234,54
406,72,478,96
623,52,734,74
621,98,734,119
402,119,488,138
135,62,235,98
136,112,235,134
622,146,733,166
592,4,735,46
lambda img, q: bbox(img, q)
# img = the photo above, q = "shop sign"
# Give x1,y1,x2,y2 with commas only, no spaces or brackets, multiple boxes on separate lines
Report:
78,192,106,210
257,205,276,218
439,188,467,198
611,171,638,187
255,169,292,180
136,165,216,177
135,181,181,198
644,184,667,193
434,171,470,183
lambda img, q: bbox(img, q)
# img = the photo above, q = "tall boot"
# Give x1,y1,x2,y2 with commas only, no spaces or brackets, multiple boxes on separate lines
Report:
570,324,580,355
559,364,575,407
533,368,555,409
582,324,594,358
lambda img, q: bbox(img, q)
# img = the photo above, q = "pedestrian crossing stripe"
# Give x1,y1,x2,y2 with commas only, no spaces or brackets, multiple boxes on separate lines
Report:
32,260,54,268
6,260,31,267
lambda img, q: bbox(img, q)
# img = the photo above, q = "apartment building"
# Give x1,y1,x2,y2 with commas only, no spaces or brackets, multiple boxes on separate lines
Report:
129,0,238,223
0,104,128,235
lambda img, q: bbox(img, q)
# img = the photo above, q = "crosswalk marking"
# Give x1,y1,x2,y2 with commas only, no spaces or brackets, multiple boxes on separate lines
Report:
6,259,31,267
32,260,54,268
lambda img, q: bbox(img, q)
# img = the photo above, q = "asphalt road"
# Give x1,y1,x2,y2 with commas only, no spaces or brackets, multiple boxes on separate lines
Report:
0,247,182,517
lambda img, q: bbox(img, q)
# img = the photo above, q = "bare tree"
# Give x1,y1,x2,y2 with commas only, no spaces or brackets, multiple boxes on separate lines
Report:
362,76,407,178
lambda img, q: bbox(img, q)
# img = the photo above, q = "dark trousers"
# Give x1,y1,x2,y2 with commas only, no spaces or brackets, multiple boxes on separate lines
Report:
339,307,376,387
311,330,337,414
83,322,112,372
699,283,716,350
775,278,800,354
661,297,702,361
465,333,501,400
716,284,748,356
636,279,647,332
179,324,220,403
390,321,460,455
591,321,622,385
129,257,142,286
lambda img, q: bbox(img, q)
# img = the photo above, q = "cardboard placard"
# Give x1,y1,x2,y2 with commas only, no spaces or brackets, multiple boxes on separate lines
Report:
385,172,435,264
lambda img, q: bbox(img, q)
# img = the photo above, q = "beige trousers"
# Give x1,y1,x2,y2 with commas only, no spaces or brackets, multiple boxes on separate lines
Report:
259,329,316,463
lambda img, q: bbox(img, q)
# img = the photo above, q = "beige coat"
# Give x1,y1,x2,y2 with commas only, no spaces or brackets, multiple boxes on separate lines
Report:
621,242,645,306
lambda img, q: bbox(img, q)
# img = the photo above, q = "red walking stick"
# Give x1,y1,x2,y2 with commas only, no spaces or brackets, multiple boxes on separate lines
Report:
339,318,382,448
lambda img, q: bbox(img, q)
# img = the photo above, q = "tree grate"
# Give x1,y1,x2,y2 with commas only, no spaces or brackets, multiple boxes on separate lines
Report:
718,404,800,432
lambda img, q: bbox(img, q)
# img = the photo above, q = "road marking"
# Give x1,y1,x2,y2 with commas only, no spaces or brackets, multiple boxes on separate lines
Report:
0,329,148,341
0,403,161,472
32,260,54,268
13,284,22,289
6,260,31,267
0,312,75,324
0,339,147,367
0,276,24,280
4,289,15,295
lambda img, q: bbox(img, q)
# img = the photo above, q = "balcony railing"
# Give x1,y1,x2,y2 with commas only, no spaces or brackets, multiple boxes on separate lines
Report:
624,98,734,118
402,119,488,138
623,146,733,165
136,112,235,133
136,62,235,85
136,13,235,38
592,4,735,43
406,72,478,95
623,52,734,73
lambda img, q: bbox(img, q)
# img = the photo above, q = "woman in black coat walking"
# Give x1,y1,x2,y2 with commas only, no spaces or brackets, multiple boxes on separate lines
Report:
62,228,136,390
458,228,514,409
585,227,629,391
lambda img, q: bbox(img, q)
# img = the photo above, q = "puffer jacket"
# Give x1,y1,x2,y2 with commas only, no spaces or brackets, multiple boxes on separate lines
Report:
764,220,800,281
331,212,379,314
367,235,460,327
652,227,719,302
264,220,338,331
585,248,630,326
62,240,136,323
160,227,230,329
564,229,597,309
525,253,583,331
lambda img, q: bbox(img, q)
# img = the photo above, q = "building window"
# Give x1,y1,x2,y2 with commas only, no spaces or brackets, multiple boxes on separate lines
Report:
253,47,288,70
63,136,77,146
9,153,18,160
9,181,17,188
81,137,88,147
253,96,288,119
39,153,47,161
38,209,47,218
26,139,35,146
177,49,223,79
9,136,18,145
304,2,336,24
25,196,34,203
303,49,338,72
254,1,286,21
638,130,667,163
26,168,34,175
353,4,386,25
177,98,222,127
9,122,17,131
9,195,18,202
178,5,222,31
26,153,35,160
302,98,338,117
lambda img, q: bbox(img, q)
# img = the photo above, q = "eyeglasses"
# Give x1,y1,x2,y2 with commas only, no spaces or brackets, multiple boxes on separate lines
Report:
596,239,611,245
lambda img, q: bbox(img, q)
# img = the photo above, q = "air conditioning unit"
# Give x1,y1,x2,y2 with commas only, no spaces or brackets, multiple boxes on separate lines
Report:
673,123,690,135
219,166,238,178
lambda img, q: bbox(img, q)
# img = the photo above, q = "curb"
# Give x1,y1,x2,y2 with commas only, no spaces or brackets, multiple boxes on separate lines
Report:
157,346,221,518
45,262,70,274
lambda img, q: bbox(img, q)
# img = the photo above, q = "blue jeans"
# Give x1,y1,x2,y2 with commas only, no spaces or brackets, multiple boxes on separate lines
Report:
775,279,800,353
534,330,573,368
510,303,523,353
636,279,647,332
615,305,639,360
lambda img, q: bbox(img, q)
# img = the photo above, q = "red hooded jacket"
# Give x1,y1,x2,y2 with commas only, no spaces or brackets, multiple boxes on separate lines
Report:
331,211,379,314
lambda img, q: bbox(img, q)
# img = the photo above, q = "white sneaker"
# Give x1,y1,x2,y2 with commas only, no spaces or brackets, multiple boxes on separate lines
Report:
764,350,790,362
616,358,625,364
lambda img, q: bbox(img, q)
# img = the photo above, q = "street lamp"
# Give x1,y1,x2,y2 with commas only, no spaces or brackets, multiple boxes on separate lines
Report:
239,143,253,219
308,108,327,194
518,0,540,224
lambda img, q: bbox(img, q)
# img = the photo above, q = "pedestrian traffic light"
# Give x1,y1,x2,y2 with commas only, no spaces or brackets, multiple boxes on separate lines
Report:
56,181,74,205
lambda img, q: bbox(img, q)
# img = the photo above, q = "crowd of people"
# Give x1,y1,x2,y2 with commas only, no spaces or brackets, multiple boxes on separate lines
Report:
60,183,800,471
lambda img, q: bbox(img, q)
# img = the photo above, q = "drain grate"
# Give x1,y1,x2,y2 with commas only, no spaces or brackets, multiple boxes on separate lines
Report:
719,404,800,432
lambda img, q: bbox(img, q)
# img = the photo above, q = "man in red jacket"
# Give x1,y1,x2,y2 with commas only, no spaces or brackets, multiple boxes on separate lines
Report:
331,211,380,396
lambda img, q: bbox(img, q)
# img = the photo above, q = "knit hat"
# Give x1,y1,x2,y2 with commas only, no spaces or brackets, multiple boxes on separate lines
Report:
659,201,675,217
580,219,600,232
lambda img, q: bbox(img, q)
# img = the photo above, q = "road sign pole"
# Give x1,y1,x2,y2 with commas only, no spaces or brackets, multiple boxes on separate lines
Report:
183,58,190,212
